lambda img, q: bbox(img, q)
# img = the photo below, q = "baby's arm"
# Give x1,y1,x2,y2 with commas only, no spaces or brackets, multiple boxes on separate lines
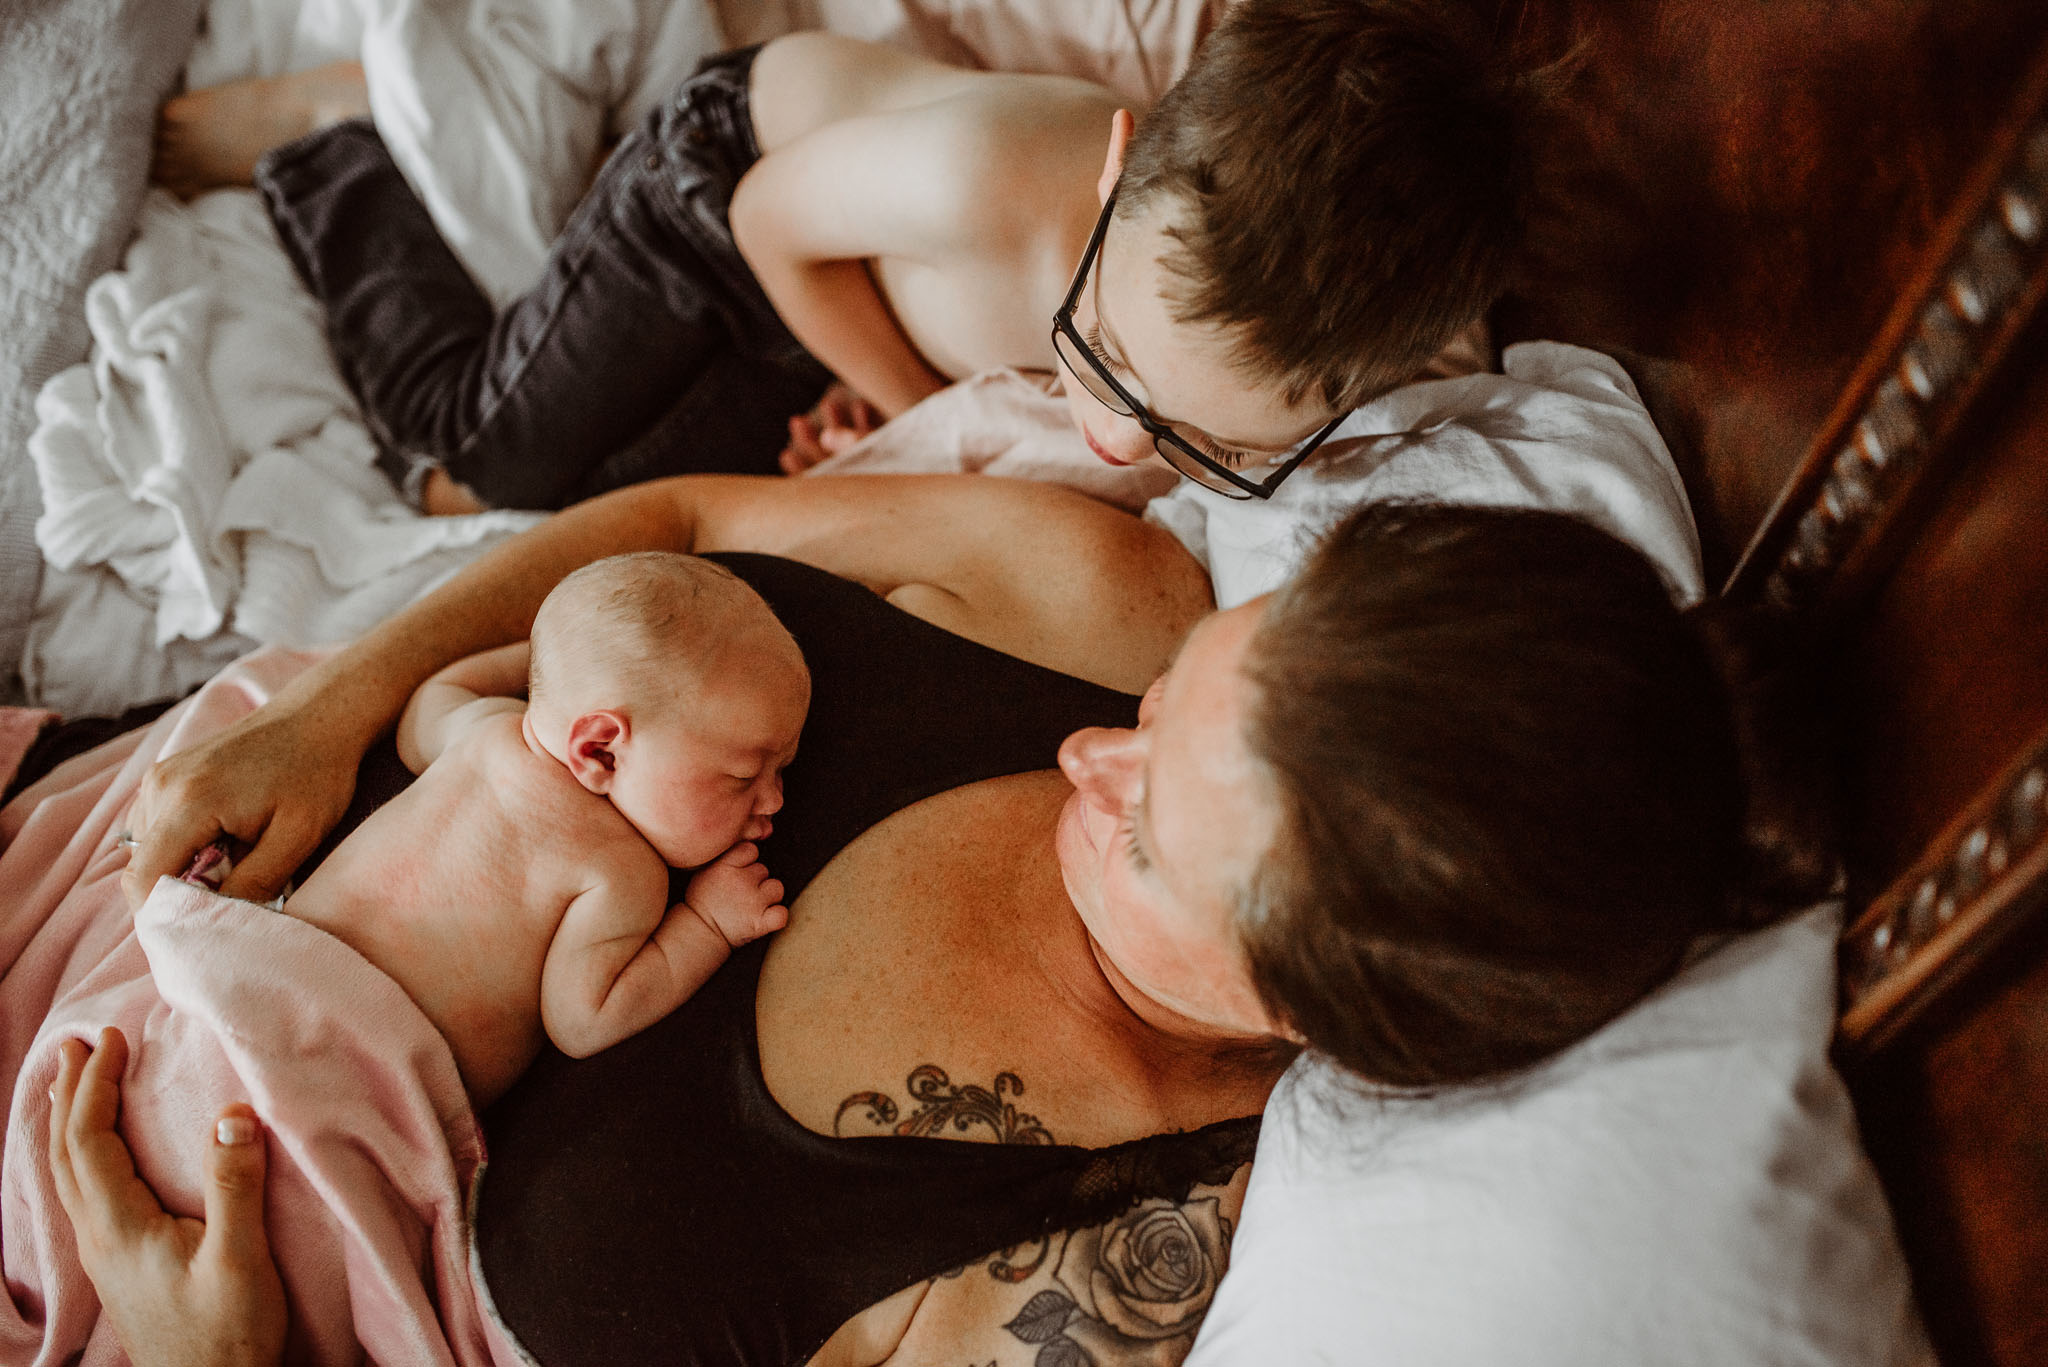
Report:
395,641,532,773
541,843,788,1058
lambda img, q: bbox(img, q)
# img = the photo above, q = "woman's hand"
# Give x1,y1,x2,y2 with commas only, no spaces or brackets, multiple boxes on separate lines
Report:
47,1027,288,1367
121,702,359,908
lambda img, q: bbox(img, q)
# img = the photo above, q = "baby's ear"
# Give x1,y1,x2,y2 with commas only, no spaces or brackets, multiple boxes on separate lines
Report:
564,711,626,794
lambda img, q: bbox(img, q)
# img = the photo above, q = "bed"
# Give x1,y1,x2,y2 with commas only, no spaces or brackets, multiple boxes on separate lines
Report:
2,0,2044,1362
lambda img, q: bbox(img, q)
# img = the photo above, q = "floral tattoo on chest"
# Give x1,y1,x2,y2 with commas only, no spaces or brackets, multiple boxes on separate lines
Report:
835,1065,1236,1366
996,1199,1233,1367
834,1064,1053,1145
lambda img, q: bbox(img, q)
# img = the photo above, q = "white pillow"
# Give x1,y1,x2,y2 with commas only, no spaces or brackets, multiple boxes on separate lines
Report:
1145,341,1705,611
1187,906,1932,1366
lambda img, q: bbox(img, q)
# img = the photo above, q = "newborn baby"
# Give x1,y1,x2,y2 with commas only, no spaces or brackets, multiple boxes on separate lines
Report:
284,552,810,1104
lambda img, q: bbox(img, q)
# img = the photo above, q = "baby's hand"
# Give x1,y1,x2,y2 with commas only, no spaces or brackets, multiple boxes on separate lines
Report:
683,842,789,947
779,383,883,474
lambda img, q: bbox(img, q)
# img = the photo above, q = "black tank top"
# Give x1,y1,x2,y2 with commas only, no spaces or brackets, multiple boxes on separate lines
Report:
313,554,1260,1366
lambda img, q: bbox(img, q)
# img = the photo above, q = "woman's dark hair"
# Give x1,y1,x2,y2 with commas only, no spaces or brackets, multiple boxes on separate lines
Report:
1237,502,1746,1088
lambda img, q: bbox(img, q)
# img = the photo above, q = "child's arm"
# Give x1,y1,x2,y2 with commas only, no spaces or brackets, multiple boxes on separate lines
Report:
395,641,532,773
541,843,788,1058
728,106,972,420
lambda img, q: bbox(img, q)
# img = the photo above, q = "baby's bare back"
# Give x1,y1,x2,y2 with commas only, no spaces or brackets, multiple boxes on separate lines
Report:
284,712,658,1102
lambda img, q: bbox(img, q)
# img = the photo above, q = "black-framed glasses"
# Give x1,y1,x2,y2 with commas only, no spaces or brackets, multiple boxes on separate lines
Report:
1052,194,1344,500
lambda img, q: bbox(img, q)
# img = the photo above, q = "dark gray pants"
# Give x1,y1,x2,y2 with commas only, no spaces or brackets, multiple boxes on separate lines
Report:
255,45,830,510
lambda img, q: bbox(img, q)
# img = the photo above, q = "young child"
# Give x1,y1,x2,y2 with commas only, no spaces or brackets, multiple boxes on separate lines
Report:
152,1,1529,512
280,552,810,1105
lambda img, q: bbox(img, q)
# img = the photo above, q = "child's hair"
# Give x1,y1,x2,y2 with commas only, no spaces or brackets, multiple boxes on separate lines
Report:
528,552,783,714
1116,0,1536,411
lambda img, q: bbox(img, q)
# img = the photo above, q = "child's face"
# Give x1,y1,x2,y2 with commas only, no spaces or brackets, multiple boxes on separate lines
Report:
606,665,809,869
1055,200,1338,483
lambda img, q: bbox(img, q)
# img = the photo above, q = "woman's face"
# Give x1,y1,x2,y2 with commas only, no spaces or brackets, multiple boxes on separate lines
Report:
1054,598,1287,1042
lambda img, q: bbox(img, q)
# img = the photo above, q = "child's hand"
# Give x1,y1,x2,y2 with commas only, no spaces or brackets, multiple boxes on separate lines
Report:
780,383,883,474
683,842,790,947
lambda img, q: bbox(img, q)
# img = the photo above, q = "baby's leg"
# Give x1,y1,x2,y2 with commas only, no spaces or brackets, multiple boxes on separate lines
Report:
154,60,370,200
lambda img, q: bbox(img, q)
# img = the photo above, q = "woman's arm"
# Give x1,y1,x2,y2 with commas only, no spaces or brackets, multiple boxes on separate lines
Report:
123,472,1210,906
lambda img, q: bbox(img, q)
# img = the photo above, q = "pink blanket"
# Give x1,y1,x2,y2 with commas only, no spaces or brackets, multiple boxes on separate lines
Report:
0,648,508,1366
0,709,57,795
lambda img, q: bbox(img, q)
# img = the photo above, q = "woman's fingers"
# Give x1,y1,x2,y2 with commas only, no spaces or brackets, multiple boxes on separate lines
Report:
121,798,228,907
49,1029,159,1252
123,710,356,908
214,811,317,903
46,1028,289,1367
46,1039,87,1213
199,1105,273,1269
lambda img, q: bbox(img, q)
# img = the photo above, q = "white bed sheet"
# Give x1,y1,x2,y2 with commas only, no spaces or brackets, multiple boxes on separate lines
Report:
22,0,724,716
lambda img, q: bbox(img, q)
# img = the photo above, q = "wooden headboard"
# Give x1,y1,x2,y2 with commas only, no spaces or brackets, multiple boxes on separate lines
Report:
1480,2,2048,1362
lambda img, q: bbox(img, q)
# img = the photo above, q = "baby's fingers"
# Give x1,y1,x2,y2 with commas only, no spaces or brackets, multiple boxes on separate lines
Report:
715,841,759,868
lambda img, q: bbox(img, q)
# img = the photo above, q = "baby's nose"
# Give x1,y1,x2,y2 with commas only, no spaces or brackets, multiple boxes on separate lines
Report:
754,774,785,815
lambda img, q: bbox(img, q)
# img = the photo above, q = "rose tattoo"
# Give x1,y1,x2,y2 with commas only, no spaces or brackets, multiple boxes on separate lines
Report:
1002,1197,1232,1366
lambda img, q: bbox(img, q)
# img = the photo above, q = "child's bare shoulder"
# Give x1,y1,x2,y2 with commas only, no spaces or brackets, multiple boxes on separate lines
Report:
753,32,1119,160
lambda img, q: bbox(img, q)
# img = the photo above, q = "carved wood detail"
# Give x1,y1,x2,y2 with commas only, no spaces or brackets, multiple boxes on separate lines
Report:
1699,47,2048,1057
1726,95,2048,611
1838,726,2048,1055
1728,40,2048,610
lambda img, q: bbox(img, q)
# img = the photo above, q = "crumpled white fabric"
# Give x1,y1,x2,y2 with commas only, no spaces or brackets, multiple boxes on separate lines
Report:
802,367,1177,512
181,0,722,309
27,190,541,715
361,0,722,306
24,0,727,716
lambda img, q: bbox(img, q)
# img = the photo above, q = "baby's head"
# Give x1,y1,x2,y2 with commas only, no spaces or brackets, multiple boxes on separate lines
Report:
1057,0,1534,489
526,553,810,869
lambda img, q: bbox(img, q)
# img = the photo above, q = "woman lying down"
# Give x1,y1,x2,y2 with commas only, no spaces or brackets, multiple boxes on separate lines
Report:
15,486,1759,1365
